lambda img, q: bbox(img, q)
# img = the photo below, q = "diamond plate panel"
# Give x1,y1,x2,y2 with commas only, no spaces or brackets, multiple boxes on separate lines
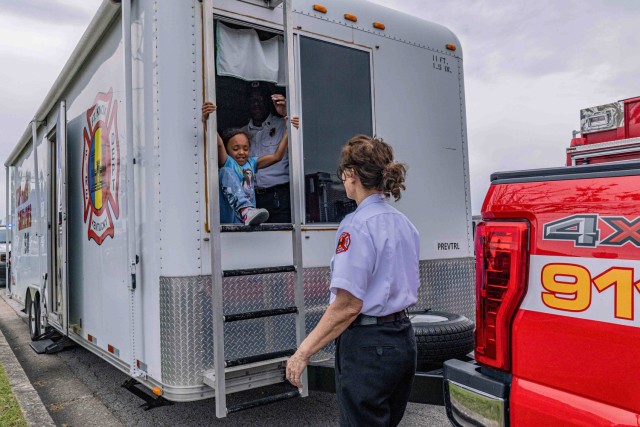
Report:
159,258,475,385
160,276,213,386
303,267,334,361
222,272,295,314
301,259,476,361
222,272,297,361
415,257,476,321
224,316,297,361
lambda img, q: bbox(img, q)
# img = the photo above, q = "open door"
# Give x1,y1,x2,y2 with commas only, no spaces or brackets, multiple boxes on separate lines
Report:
202,0,306,418
48,100,69,334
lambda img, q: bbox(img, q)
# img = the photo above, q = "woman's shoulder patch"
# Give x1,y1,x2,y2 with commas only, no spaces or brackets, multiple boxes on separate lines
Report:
336,232,351,254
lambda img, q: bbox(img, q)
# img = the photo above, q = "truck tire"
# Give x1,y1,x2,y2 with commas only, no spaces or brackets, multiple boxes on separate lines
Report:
27,293,41,341
409,311,474,366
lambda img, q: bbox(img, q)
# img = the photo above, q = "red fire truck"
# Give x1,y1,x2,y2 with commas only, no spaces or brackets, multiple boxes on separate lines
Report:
566,96,640,165
443,100,640,426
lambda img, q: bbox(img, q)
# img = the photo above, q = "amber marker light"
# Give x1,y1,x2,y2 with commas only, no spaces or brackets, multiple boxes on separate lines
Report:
153,387,162,396
373,22,385,30
446,44,457,51
344,13,357,22
313,4,327,13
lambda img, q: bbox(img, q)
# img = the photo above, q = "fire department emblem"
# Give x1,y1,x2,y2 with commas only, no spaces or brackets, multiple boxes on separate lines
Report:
336,232,351,254
82,89,120,245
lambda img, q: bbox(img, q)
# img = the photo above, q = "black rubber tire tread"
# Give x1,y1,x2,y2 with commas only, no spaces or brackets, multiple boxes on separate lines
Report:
410,311,474,363
27,293,41,341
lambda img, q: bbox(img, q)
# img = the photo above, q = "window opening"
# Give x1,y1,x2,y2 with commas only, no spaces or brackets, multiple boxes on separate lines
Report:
210,24,373,225
299,36,373,224
213,21,290,225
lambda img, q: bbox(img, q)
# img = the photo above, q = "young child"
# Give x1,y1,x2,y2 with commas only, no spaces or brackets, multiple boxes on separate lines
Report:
204,102,299,225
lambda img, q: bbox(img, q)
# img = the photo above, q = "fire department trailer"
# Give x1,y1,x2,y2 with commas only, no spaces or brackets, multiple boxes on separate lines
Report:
4,0,474,417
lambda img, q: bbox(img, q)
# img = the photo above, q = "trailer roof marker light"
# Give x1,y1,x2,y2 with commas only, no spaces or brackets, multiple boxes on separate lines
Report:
344,13,357,22
446,44,457,51
373,22,385,30
313,4,327,13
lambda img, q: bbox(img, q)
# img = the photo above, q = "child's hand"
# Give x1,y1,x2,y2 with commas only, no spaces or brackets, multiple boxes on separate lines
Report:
202,102,217,121
290,116,300,129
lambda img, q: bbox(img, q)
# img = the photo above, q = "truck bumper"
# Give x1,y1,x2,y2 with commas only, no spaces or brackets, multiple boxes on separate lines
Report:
443,359,510,427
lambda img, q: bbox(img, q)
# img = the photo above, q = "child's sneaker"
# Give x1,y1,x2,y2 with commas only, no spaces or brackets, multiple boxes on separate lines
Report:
242,207,269,226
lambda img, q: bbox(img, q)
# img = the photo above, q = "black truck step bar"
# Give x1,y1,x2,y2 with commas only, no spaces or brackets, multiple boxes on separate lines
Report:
223,265,296,277
227,389,301,414
224,306,298,323
220,224,294,233
225,348,296,368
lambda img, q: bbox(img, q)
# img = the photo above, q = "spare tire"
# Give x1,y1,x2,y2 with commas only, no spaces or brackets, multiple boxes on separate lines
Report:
410,311,474,366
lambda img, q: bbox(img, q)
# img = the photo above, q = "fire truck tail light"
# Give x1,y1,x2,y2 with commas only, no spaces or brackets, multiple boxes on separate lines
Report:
474,221,529,371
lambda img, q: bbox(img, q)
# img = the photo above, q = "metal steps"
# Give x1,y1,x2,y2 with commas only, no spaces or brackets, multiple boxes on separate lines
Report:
202,0,305,416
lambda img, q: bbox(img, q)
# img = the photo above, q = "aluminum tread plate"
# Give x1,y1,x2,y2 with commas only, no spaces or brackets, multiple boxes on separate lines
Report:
159,258,474,386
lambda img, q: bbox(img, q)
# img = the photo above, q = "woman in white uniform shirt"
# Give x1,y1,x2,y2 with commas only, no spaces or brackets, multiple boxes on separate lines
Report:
286,135,420,426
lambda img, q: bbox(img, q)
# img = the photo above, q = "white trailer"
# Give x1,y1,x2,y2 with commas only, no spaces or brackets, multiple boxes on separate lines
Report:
5,0,474,417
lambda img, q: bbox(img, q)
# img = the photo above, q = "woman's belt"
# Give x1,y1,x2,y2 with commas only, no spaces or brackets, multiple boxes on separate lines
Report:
352,310,408,326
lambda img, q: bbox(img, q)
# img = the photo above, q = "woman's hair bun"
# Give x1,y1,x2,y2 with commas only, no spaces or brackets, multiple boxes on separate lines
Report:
338,135,407,201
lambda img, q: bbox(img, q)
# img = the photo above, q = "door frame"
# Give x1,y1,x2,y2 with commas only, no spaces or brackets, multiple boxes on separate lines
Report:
46,101,69,335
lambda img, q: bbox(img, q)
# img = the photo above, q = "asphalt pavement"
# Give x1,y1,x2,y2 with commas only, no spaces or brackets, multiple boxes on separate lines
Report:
0,290,450,426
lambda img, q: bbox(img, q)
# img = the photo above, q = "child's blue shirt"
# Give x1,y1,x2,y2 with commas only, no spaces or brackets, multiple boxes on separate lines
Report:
219,156,259,223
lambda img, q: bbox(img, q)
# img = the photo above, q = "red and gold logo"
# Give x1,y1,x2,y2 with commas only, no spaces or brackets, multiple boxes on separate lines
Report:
336,232,351,254
82,89,120,245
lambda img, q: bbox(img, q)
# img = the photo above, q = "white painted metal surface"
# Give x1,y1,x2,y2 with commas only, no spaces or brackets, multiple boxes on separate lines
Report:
6,0,474,409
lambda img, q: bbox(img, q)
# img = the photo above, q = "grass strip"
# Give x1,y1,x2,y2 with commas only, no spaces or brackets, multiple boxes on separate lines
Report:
0,361,27,427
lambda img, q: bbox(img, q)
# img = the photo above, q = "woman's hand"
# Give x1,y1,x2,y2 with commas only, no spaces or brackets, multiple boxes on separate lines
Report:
286,349,310,389
284,289,362,389
202,102,217,121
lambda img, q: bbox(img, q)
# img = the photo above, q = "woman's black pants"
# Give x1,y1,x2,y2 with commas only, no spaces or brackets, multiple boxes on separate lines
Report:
335,317,417,427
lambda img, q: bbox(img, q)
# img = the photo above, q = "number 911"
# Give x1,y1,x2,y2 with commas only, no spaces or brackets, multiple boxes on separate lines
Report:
541,263,640,320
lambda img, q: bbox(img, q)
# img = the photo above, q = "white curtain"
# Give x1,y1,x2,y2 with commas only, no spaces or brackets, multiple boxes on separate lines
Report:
216,22,285,85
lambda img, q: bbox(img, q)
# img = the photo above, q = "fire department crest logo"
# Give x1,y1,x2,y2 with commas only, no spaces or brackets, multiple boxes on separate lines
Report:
336,232,351,254
82,89,120,245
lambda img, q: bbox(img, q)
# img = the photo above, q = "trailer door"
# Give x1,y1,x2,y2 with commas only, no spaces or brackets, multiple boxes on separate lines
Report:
49,101,69,334
202,0,306,418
